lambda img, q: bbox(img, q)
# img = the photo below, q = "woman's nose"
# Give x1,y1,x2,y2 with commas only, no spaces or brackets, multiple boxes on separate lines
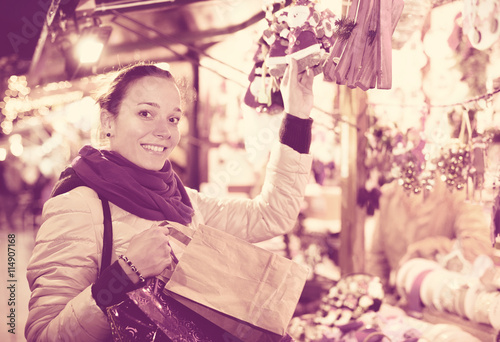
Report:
153,124,171,139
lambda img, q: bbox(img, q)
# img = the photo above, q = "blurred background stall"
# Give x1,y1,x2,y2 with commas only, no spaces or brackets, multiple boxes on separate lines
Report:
1,0,500,341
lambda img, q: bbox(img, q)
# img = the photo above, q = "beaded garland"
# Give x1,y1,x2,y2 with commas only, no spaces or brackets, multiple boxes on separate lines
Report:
436,140,470,191
364,119,495,197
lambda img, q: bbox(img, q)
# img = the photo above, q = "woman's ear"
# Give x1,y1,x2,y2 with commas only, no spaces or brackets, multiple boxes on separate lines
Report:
101,109,115,136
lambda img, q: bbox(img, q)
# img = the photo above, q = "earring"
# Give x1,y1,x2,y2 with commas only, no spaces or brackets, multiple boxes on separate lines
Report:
106,133,111,137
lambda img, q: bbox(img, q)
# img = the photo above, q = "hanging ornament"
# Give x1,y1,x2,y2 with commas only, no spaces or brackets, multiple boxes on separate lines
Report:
463,0,500,51
332,16,357,47
392,0,432,49
436,107,475,192
257,0,337,80
420,169,437,197
436,139,470,191
398,158,423,194
393,128,429,194
323,0,404,90
469,136,487,202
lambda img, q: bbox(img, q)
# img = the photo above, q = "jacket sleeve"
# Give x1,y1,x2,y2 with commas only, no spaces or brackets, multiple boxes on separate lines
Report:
25,188,110,342
188,142,312,243
451,191,493,262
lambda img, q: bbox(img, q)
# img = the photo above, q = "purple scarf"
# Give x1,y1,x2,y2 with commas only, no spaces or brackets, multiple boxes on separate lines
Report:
72,145,194,224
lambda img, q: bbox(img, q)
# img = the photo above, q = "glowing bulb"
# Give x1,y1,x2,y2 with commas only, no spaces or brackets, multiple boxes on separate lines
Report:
76,36,104,64
10,142,23,157
8,133,21,144
155,62,170,72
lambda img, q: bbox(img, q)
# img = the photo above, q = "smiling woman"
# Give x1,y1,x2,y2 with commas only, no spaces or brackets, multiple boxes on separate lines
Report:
24,59,316,341
100,74,182,170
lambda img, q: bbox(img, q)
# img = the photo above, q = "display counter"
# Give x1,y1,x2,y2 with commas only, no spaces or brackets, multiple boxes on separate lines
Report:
420,307,496,342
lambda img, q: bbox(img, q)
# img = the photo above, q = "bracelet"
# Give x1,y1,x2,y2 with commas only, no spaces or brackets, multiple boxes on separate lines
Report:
119,255,145,283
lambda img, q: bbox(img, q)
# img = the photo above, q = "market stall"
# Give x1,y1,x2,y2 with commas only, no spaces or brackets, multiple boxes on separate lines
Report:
1,0,500,341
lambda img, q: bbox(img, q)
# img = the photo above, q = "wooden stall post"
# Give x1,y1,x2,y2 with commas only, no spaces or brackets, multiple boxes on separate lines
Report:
338,86,369,275
187,51,201,190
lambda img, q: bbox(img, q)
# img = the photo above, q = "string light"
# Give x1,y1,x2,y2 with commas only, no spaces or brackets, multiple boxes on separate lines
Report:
431,88,500,108
0,148,6,161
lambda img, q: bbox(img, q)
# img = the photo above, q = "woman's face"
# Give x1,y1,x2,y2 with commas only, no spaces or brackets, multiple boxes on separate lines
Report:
103,76,182,171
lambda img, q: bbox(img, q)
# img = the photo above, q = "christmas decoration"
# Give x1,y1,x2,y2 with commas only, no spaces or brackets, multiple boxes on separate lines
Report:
288,274,385,341
436,139,470,191
261,0,337,77
363,113,497,199
462,0,500,51
244,0,337,111
323,0,404,90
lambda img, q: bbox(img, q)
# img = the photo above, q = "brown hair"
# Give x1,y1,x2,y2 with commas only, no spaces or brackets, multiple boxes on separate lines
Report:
95,62,176,117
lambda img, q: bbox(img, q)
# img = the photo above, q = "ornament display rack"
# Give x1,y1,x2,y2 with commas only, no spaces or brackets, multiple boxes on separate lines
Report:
421,307,496,342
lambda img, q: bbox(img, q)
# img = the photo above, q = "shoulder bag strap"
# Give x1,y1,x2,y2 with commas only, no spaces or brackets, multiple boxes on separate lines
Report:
98,194,113,276
50,167,86,197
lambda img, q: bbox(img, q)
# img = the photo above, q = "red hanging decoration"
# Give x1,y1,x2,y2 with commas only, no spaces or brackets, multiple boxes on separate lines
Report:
323,0,404,90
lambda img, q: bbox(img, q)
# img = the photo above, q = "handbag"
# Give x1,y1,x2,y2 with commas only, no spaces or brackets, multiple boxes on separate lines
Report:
107,277,239,342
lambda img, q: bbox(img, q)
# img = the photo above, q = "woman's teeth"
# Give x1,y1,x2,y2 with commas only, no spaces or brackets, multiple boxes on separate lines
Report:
142,144,165,152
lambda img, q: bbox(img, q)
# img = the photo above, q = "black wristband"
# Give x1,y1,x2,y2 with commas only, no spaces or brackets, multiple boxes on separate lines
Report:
279,113,313,154
91,260,140,312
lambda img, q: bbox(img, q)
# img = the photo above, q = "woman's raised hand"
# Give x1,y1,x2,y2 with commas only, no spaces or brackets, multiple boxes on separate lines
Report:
280,58,315,119
119,224,173,284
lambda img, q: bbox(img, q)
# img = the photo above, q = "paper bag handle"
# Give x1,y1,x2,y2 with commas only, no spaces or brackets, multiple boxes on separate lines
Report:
159,220,193,245
156,221,193,282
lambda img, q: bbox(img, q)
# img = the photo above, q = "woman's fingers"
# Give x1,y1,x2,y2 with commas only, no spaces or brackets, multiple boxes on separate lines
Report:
280,57,315,118
299,66,314,90
282,60,291,87
288,57,297,82
123,224,175,278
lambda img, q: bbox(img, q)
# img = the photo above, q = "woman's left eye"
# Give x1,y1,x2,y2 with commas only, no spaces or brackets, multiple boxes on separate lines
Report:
169,117,180,125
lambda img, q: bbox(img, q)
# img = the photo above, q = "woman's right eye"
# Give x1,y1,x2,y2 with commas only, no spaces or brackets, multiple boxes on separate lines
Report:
138,110,152,118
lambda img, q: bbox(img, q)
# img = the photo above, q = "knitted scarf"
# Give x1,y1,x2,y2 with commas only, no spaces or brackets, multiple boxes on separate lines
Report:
72,145,194,224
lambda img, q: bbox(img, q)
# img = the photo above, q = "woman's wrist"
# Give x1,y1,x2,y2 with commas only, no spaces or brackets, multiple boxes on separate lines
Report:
91,260,139,311
279,113,313,154
118,255,145,284
118,258,141,284
285,111,310,120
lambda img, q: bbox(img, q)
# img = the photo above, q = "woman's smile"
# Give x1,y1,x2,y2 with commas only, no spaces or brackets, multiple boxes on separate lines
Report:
141,144,167,153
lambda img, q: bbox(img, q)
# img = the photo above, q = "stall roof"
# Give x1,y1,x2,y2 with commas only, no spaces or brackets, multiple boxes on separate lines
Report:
2,0,461,86
2,0,267,86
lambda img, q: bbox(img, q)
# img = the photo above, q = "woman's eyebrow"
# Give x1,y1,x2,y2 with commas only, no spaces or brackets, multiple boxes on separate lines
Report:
138,101,160,108
138,102,182,113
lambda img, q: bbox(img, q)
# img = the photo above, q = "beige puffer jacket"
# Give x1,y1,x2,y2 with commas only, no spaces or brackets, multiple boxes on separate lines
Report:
25,143,312,341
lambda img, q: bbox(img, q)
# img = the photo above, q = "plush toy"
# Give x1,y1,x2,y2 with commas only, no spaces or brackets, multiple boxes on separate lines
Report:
261,0,337,78
245,0,337,112
243,43,284,113
264,9,291,77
